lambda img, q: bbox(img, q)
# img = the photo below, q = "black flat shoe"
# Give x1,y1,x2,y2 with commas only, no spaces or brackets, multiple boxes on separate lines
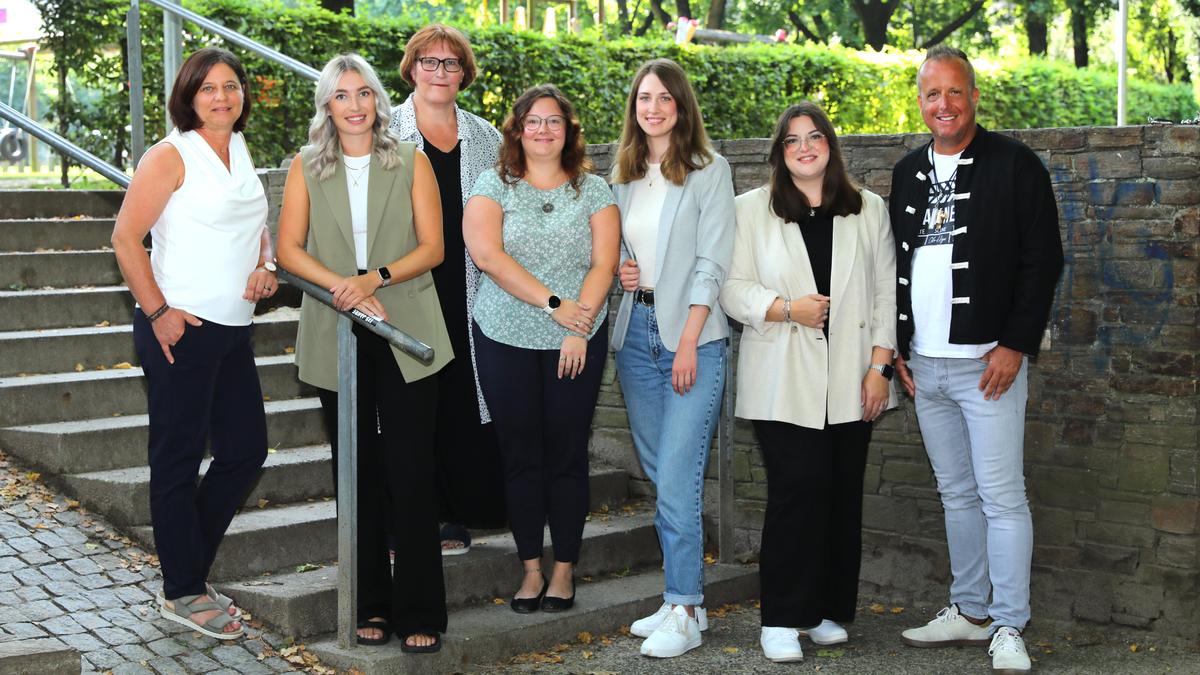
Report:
510,574,547,614
541,577,575,613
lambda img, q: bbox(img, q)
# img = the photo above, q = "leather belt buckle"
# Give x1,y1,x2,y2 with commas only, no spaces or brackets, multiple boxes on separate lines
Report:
634,289,655,307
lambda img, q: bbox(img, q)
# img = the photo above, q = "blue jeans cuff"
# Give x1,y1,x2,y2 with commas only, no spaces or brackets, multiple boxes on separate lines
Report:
664,592,704,607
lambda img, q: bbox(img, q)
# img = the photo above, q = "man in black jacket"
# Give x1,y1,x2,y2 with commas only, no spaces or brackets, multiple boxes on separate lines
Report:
889,47,1063,675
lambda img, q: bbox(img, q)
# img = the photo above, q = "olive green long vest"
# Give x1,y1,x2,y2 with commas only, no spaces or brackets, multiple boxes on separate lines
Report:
294,142,453,390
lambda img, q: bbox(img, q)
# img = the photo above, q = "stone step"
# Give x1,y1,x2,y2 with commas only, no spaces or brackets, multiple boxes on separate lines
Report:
0,307,299,377
0,397,324,474
222,500,655,639
0,190,124,219
0,354,310,427
61,445,334,527
0,217,117,252
134,467,633,584
0,249,125,288
0,284,301,331
308,563,759,674
0,637,81,675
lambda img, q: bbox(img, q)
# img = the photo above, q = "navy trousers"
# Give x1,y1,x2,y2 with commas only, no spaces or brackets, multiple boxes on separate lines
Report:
134,309,267,600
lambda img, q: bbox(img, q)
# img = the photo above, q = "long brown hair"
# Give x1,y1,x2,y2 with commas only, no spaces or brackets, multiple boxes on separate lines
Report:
612,59,712,186
496,84,591,195
767,102,862,223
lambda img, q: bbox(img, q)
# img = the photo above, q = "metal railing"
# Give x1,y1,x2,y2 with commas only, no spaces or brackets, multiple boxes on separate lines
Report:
0,101,130,188
126,0,321,165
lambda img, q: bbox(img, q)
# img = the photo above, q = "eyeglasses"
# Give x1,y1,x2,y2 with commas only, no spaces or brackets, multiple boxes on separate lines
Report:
523,115,567,133
781,131,828,152
416,57,463,73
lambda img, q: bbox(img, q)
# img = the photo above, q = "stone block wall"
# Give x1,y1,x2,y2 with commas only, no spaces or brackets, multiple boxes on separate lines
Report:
260,125,1199,637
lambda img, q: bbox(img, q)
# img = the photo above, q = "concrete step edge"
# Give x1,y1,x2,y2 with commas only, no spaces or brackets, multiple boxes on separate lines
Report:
0,353,295,389
307,564,759,674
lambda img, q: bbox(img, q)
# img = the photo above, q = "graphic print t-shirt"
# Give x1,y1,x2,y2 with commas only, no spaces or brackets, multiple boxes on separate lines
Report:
910,148,996,358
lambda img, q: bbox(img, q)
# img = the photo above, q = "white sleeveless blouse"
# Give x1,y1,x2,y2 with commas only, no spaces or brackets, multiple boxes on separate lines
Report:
148,128,267,326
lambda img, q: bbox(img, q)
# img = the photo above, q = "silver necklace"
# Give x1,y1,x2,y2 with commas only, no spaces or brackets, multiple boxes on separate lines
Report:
344,155,370,189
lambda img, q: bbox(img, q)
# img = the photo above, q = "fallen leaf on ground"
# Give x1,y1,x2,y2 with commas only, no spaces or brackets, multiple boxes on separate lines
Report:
1130,644,1139,653
112,362,133,369
295,563,321,573
891,606,905,614
722,646,739,654
257,499,269,508
869,603,886,614
577,631,593,644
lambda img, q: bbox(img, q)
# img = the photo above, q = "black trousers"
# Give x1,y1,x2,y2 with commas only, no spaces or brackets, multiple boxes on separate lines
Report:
134,310,267,600
472,322,607,563
316,323,447,636
753,419,872,628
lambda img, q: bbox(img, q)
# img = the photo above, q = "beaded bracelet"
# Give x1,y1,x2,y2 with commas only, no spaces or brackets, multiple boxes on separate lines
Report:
146,303,170,323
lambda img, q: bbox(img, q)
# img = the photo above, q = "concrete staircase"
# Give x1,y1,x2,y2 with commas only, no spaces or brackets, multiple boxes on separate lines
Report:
0,190,757,673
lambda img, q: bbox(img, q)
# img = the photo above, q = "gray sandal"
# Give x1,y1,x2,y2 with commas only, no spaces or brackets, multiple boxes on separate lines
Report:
159,594,244,639
157,583,241,619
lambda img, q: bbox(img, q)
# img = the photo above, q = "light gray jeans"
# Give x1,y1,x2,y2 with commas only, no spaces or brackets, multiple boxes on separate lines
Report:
908,352,1033,631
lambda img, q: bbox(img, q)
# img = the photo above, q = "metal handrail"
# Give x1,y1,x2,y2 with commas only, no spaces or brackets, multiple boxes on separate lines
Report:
0,101,130,188
141,0,321,81
276,268,435,365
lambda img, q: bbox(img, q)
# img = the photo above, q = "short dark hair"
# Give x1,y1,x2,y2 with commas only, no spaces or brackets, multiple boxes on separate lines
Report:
767,101,862,223
167,48,251,133
919,46,976,92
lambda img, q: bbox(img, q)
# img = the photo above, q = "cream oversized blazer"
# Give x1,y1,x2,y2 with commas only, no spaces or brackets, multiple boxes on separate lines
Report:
719,186,898,429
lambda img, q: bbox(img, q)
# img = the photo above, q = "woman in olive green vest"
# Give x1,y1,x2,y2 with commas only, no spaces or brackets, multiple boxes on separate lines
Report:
276,53,452,653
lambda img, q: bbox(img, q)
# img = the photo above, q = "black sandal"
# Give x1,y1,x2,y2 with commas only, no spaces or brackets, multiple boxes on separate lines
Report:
356,618,391,646
400,630,442,654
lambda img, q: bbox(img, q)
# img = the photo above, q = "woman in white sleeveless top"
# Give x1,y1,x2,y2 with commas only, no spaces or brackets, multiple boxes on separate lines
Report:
112,48,275,640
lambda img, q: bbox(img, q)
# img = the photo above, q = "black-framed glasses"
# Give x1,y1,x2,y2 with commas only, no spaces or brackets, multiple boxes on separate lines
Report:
781,131,828,152
417,56,463,73
523,115,567,132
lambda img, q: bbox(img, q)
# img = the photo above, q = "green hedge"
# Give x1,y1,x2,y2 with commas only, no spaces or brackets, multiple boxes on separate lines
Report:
46,0,1200,169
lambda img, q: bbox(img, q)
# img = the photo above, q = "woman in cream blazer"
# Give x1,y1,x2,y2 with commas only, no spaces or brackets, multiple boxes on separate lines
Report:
277,54,451,653
719,102,896,663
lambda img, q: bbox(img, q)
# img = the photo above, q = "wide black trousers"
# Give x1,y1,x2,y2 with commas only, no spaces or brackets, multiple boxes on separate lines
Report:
316,323,447,636
753,419,872,628
134,310,267,601
472,322,607,563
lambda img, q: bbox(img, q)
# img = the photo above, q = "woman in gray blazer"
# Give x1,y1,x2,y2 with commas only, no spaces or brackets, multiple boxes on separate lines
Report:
719,102,896,663
609,58,735,659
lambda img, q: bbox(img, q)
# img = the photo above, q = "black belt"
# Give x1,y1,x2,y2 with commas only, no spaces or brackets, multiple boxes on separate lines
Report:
634,289,655,307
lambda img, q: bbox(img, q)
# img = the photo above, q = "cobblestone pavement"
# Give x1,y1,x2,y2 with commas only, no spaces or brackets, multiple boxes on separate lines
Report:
0,453,318,674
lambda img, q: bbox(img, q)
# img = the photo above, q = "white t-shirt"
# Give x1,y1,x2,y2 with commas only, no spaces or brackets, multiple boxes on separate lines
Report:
344,153,371,270
910,148,996,358
149,129,267,326
622,163,668,289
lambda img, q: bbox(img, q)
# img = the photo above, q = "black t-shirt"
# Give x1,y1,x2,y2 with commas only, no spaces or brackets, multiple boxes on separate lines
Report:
797,213,833,338
422,136,467,353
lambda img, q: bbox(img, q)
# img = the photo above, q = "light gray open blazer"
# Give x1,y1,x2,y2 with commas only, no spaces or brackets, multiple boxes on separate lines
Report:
610,153,736,352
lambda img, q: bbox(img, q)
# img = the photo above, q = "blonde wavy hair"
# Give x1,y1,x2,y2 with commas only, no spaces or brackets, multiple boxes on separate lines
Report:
305,53,401,182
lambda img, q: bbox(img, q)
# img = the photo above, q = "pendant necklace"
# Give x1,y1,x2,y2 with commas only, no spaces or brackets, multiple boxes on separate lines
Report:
344,155,370,189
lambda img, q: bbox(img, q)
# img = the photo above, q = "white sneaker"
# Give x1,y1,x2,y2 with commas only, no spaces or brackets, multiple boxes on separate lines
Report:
799,619,848,645
989,626,1032,674
760,626,803,663
639,605,702,658
901,604,993,647
630,603,709,638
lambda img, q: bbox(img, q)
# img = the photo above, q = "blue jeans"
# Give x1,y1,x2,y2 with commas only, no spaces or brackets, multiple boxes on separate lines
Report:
616,303,725,606
908,352,1032,631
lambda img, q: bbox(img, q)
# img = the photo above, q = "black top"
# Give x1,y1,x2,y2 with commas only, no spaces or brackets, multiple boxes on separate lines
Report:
888,125,1063,358
422,136,467,355
798,213,834,338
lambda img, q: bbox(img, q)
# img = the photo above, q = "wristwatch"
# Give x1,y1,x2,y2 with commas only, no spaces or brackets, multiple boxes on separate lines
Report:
376,266,392,287
542,294,561,316
870,363,895,380
259,260,277,273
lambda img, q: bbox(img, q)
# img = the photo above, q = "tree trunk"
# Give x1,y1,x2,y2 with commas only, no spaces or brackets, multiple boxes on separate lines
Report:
919,0,987,49
674,0,691,19
616,0,632,32
1070,4,1088,67
851,0,900,51
1025,8,1048,55
319,0,354,15
706,0,726,28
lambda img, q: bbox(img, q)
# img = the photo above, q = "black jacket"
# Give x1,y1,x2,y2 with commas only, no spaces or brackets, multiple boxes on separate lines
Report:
889,126,1064,359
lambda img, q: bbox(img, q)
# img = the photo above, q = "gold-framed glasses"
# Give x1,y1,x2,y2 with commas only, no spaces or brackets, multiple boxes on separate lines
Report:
782,131,828,152
523,115,567,132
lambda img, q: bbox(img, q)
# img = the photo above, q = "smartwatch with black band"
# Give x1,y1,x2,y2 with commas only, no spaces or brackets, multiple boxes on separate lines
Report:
377,266,392,287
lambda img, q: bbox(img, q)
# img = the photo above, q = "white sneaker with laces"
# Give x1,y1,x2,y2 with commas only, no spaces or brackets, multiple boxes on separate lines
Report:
901,604,993,647
639,605,702,658
989,626,1032,674
799,619,848,645
630,603,709,638
760,626,803,663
